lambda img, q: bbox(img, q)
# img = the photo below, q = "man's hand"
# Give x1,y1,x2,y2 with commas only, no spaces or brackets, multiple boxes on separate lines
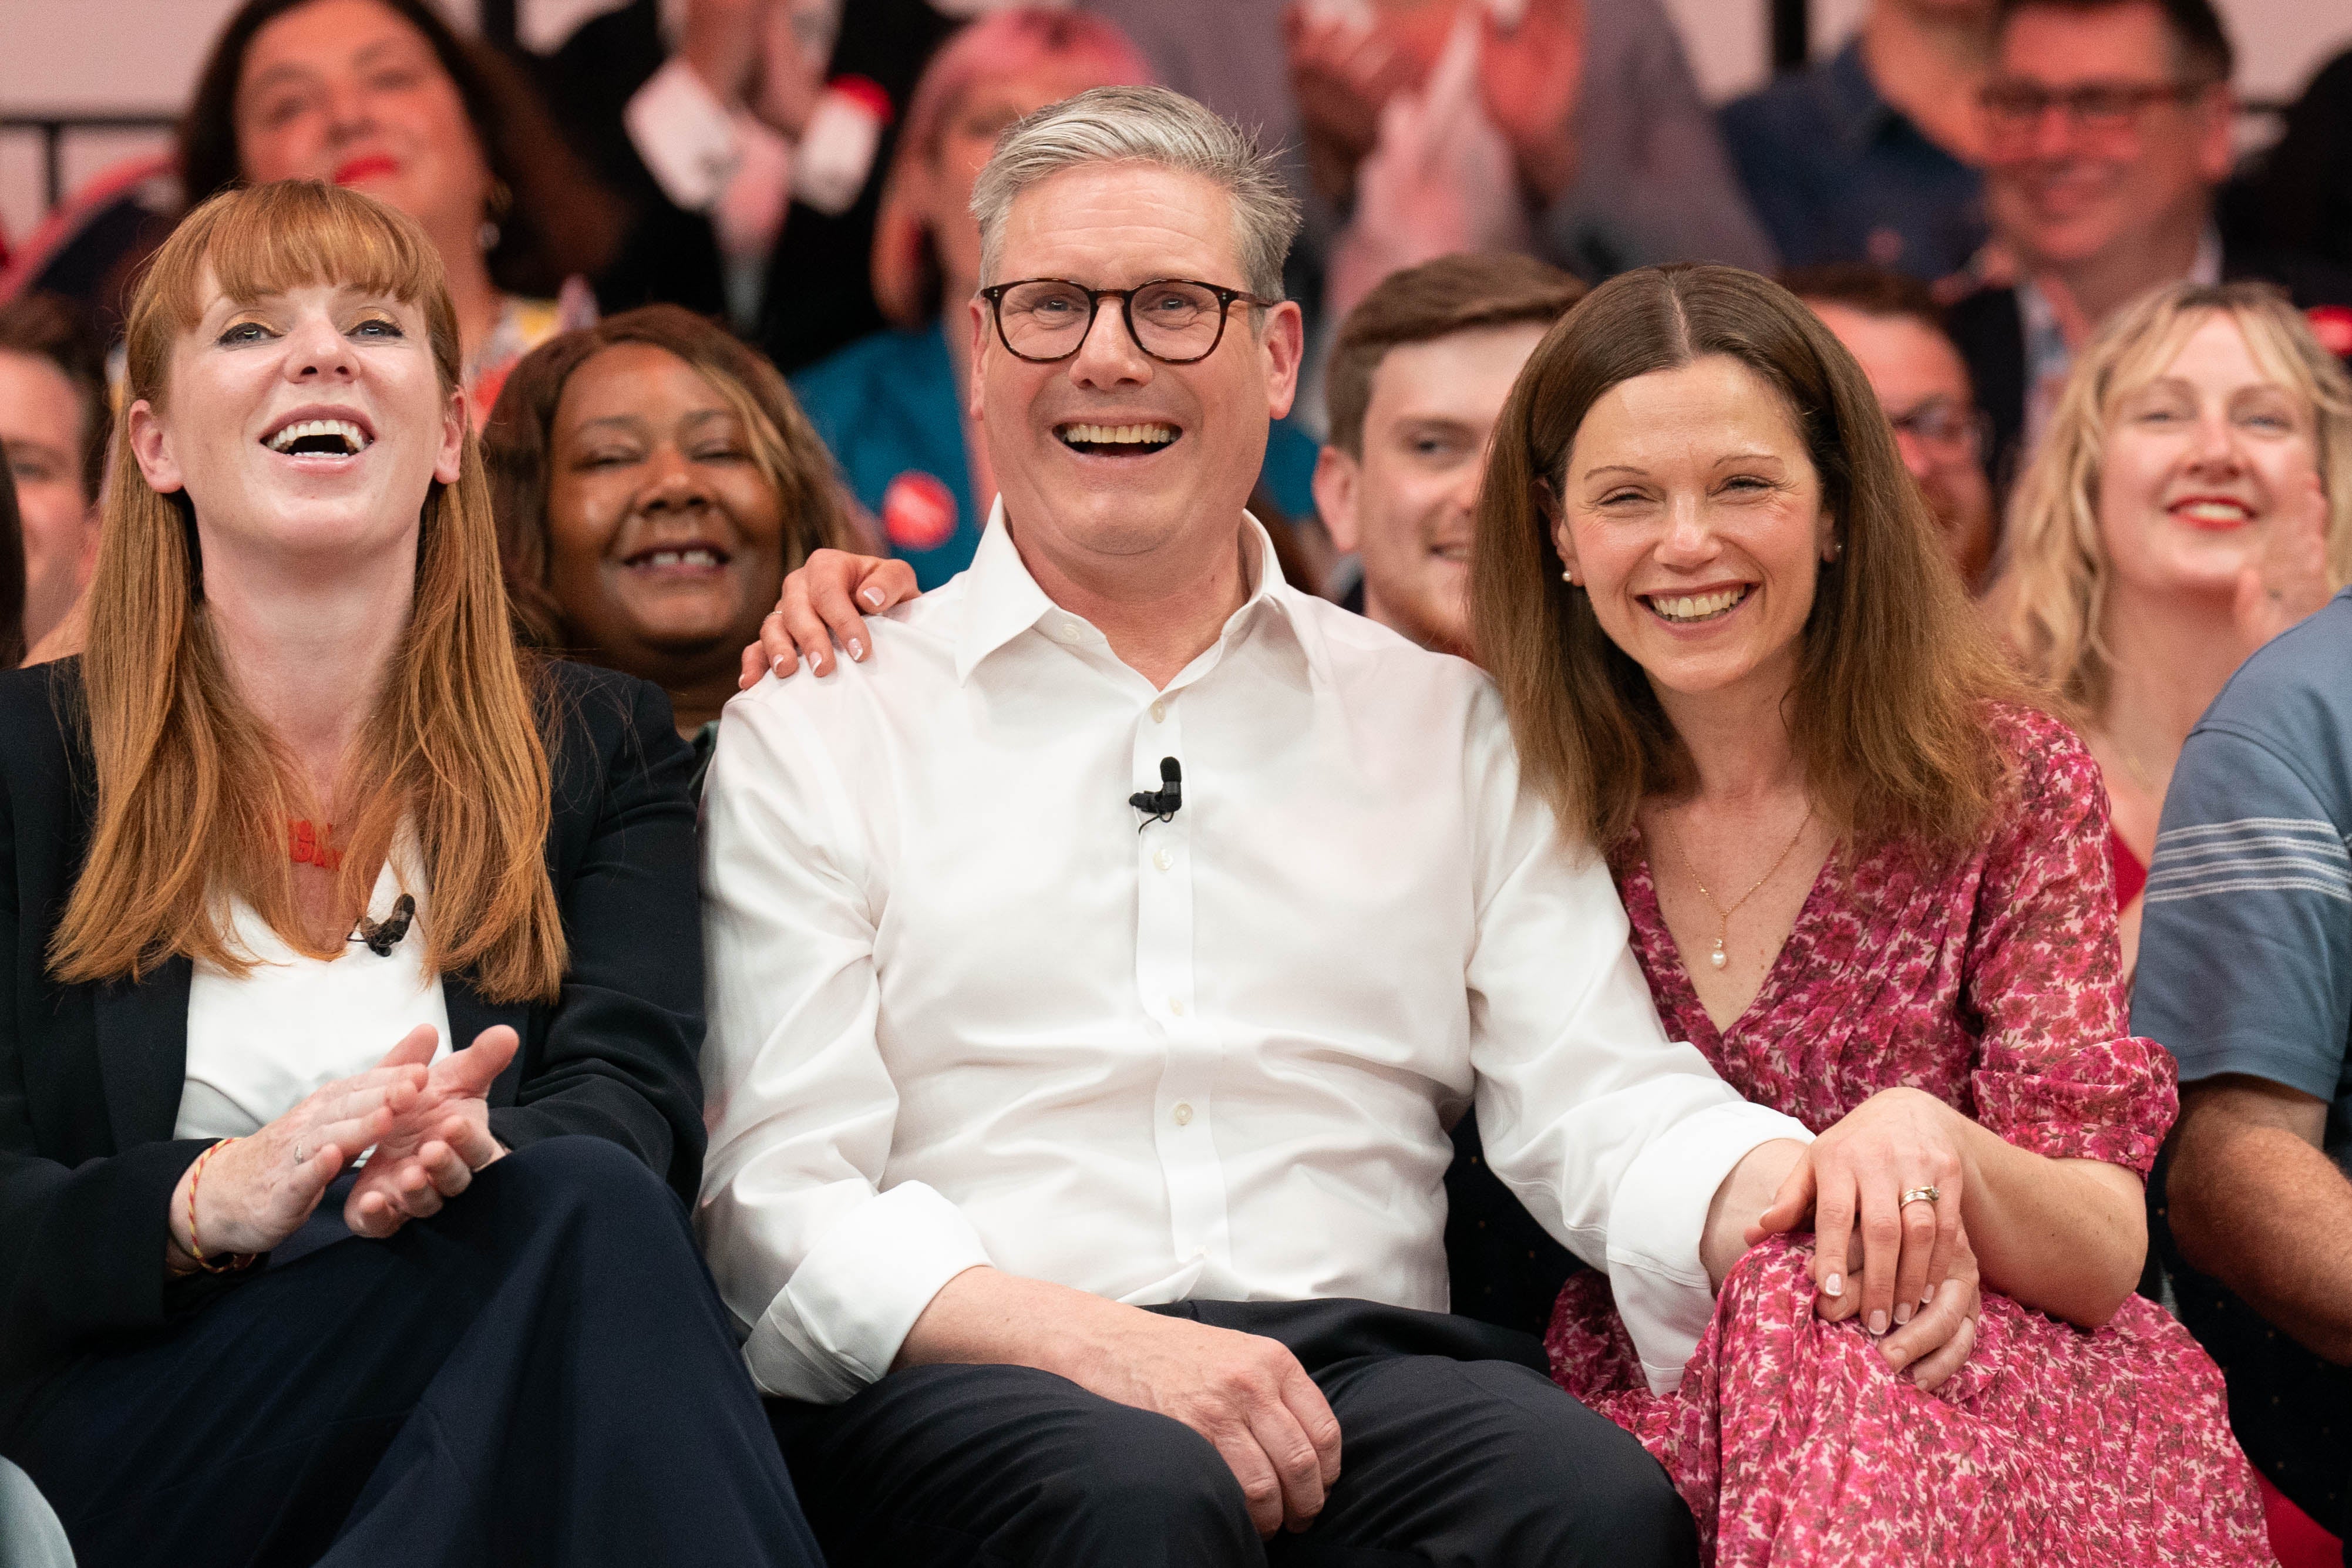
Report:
898,1267,1344,1537
1875,1230,1982,1392
1476,0,1585,204
342,1025,516,1239
681,0,770,107
738,549,918,685
1700,1137,1806,1288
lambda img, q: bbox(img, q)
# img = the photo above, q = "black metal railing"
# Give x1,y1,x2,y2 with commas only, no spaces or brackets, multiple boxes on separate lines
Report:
1,112,179,211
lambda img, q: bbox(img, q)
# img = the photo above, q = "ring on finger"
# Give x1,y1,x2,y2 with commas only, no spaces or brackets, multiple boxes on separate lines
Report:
292,1142,308,1165
1899,1185,1940,1209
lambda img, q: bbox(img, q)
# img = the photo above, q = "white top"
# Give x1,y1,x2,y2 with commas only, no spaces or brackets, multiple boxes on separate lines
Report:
175,856,452,1142
697,504,1811,1405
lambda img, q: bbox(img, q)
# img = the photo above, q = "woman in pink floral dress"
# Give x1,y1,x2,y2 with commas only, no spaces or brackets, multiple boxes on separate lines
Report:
1471,263,2272,1564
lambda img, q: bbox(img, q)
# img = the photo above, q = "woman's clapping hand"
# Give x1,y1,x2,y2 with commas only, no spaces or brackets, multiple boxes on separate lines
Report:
342,1024,516,1239
166,1025,519,1273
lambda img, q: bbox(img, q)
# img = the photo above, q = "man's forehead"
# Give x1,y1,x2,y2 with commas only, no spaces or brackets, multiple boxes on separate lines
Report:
998,162,1243,281
1998,2,2176,77
1367,322,1548,413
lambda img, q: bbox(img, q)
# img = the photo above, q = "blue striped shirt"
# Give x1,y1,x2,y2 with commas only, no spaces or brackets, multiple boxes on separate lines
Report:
2132,589,2352,1161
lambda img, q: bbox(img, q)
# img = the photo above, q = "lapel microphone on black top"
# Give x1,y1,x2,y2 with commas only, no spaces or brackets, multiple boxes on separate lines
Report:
1129,757,1182,827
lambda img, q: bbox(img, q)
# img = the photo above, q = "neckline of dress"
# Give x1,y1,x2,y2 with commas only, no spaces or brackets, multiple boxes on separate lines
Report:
1622,828,1847,1047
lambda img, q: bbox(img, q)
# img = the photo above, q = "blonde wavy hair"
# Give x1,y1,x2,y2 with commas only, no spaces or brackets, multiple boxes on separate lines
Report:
51,181,564,1003
1997,281,2352,709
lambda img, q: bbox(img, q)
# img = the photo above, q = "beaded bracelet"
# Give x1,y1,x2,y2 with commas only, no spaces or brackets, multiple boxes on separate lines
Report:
184,1138,257,1276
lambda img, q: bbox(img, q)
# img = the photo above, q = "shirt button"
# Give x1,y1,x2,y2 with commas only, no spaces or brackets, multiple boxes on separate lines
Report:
1173,1102,1194,1126
1149,700,1167,722
1059,622,1083,642
1153,847,1173,872
1168,996,1185,1017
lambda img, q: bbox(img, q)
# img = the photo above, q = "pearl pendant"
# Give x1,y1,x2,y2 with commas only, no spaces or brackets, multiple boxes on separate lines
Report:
1709,940,1728,970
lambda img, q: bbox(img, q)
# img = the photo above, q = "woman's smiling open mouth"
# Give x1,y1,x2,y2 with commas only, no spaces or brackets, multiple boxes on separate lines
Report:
1643,584,1753,625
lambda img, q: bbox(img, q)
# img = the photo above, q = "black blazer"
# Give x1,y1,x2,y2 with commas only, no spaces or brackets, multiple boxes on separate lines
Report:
0,658,706,1379
1947,241,2352,495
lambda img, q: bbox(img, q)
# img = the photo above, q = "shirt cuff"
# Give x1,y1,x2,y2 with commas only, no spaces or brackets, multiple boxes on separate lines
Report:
1606,1101,1812,1396
625,56,742,212
741,1181,992,1403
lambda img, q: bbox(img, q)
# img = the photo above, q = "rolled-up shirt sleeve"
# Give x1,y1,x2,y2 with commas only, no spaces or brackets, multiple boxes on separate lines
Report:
698,682,991,1403
1461,696,1809,1394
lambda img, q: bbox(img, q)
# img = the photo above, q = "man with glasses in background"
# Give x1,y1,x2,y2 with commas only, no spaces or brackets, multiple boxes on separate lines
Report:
698,84,1815,1568
1786,264,2000,590
1945,0,2352,485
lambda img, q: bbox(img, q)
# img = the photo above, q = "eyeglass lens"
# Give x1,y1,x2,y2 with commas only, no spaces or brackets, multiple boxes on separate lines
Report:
996,281,1231,363
1980,81,2189,130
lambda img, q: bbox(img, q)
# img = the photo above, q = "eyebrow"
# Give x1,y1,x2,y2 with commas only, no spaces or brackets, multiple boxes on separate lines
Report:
569,409,736,436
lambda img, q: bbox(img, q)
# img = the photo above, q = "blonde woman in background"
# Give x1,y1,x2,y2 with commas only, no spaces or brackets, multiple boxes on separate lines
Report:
1994,280,2351,974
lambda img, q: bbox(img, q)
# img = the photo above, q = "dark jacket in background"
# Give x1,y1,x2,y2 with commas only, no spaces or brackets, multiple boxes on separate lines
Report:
1946,244,2352,492
0,657,706,1381
528,0,957,373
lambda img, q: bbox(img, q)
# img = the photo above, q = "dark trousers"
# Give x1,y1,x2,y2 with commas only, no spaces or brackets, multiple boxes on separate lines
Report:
769,1296,1698,1568
0,1136,821,1568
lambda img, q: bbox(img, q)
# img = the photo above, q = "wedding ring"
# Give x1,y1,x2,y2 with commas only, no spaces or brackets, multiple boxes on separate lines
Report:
1899,1185,1940,1208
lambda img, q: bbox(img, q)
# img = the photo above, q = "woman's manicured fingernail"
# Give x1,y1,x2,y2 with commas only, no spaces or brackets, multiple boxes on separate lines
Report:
1823,1272,1844,1297
1922,1286,1936,1305
1869,1310,1888,1335
1895,1301,1913,1325
847,638,864,661
863,587,886,607
772,656,792,678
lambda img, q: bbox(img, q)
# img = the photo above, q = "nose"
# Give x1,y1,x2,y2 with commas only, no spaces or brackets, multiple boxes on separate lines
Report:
1890,428,1937,484
324,76,375,142
2027,99,2082,161
635,444,714,516
283,311,360,383
2183,405,2246,477
1066,296,1152,391
1656,493,1719,566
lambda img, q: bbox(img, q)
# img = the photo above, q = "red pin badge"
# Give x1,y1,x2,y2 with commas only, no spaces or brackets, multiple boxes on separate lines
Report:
880,470,958,552
2306,305,2352,359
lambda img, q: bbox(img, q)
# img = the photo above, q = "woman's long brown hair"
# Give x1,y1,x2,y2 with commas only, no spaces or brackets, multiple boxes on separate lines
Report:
51,181,564,1003
1471,263,2030,857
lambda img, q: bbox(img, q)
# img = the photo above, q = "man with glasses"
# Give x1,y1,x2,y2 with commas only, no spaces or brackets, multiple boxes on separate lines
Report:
1947,0,2352,485
698,84,1813,1567
1786,264,2000,590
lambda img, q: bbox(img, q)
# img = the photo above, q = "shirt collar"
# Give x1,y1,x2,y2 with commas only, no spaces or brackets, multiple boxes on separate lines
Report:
953,496,1309,687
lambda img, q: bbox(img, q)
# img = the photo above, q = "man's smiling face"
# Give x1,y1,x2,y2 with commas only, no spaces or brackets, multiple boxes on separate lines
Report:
968,161,1302,575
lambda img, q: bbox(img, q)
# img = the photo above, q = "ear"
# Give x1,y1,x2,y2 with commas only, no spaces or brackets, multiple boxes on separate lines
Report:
435,385,466,486
1313,444,1362,553
125,399,184,495
1817,504,1840,565
966,294,990,423
1260,300,1306,423
2195,84,2236,183
1546,484,1583,583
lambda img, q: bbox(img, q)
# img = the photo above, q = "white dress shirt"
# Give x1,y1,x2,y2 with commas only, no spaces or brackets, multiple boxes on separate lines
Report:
698,506,1809,1404
176,856,450,1142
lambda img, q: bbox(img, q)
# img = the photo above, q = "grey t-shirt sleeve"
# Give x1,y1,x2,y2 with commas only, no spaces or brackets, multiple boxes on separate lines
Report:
2131,725,2352,1101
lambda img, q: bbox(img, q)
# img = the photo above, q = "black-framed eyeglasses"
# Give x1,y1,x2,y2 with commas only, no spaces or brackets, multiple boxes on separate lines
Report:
980,277,1276,365
1978,78,2213,134
1884,395,1992,460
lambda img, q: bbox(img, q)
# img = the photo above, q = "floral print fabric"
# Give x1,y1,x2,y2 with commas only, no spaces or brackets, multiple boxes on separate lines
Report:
1546,705,2273,1566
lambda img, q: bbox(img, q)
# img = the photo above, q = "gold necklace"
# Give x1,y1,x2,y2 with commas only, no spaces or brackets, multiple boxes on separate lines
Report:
1668,805,1816,971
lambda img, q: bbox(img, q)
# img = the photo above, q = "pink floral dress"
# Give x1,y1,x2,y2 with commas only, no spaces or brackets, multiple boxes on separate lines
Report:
1546,706,2273,1566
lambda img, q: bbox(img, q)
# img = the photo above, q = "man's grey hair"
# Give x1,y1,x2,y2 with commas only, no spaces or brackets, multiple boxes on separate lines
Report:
971,85,1301,303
